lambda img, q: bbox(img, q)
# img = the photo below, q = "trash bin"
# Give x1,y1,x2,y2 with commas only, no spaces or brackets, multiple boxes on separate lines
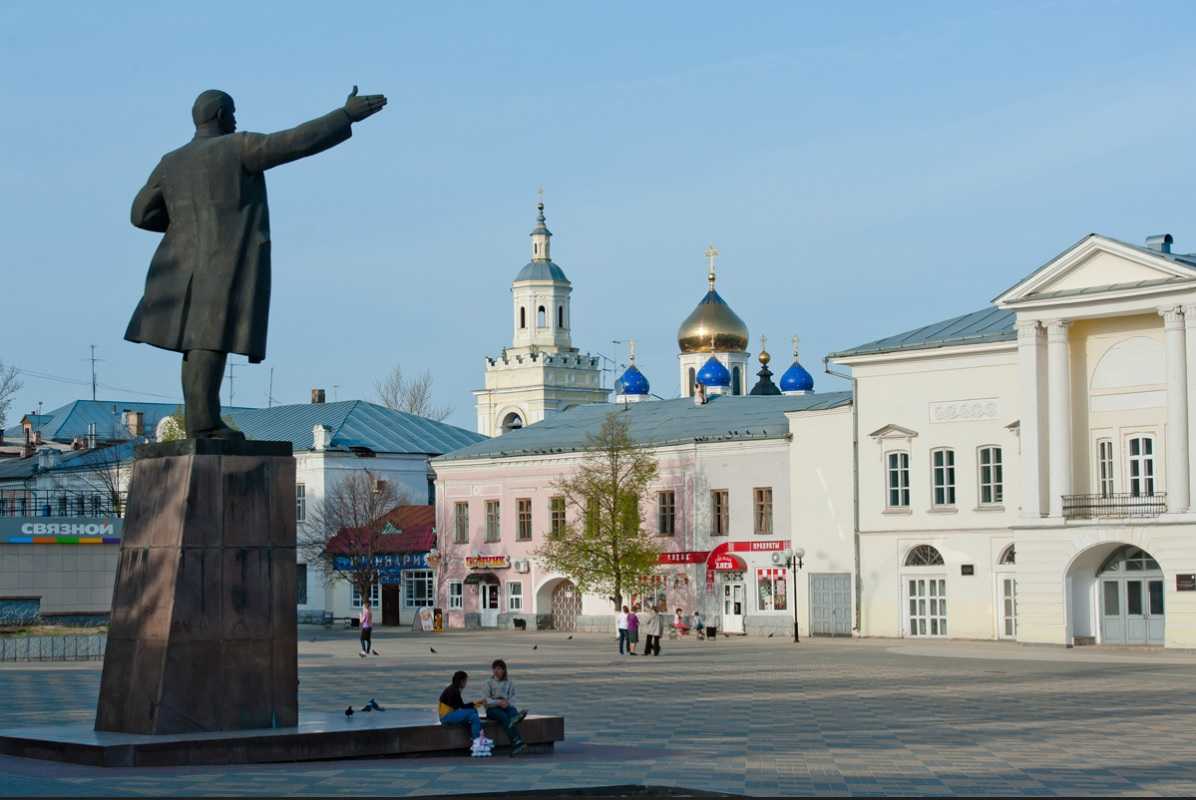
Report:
706,625,717,639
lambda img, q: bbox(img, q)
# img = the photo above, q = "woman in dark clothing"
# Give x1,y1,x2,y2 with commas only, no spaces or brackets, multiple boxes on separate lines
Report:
438,670,483,740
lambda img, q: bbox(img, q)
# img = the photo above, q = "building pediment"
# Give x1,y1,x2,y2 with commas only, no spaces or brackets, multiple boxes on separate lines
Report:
868,423,919,440
995,234,1196,308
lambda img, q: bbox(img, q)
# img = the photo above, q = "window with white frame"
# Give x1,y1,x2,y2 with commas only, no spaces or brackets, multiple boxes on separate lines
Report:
485,500,501,542
454,501,469,543
295,483,306,522
449,581,463,609
753,487,773,534
352,582,380,608
507,581,523,611
516,498,532,541
907,577,947,637
1127,435,1156,497
978,446,1003,505
404,570,434,607
931,448,956,507
1097,439,1114,498
657,491,676,535
887,451,910,508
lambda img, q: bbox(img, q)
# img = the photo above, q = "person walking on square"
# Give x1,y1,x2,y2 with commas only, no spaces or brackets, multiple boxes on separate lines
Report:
616,605,630,655
359,602,374,657
644,604,664,656
673,607,690,637
693,609,705,640
484,659,529,756
626,606,640,655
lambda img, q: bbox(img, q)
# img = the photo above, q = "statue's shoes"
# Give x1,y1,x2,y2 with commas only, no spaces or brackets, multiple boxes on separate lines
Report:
195,426,247,440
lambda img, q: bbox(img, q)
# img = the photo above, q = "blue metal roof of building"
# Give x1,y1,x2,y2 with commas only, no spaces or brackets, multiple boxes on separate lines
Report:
514,260,570,283
435,392,852,463
226,400,484,455
2,400,243,444
0,440,142,482
828,306,1016,360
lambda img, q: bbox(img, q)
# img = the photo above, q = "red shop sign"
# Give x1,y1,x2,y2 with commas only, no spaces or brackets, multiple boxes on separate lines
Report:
711,553,747,571
658,551,709,565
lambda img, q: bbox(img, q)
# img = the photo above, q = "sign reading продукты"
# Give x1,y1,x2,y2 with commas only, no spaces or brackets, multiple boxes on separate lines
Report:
465,554,511,570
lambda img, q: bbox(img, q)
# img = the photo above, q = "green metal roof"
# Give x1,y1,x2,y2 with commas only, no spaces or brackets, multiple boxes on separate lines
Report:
828,306,1016,360
435,393,852,463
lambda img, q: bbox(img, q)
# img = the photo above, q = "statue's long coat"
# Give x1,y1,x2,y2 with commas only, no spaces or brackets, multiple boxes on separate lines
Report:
125,110,352,363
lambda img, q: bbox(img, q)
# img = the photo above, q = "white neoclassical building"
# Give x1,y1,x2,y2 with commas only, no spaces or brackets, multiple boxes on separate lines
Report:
473,202,609,436
794,232,1196,648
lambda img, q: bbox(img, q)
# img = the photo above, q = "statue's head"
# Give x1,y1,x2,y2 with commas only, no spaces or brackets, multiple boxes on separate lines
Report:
192,90,236,134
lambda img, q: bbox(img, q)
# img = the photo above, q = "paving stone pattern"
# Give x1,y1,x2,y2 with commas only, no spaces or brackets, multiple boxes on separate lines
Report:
0,630,1194,797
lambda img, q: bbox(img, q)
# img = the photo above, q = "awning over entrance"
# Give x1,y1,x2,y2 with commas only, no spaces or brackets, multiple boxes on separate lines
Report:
463,572,499,585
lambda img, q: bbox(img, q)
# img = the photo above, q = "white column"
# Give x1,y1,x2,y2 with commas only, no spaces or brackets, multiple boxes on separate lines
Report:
1016,320,1046,517
1162,306,1191,512
1046,320,1072,517
1184,304,1196,508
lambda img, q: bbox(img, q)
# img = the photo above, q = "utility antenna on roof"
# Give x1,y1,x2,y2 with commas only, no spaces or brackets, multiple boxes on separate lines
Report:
84,344,103,401
226,361,238,406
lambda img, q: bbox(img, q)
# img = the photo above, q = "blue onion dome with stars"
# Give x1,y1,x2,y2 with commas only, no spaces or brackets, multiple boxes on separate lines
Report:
697,355,732,387
780,335,815,393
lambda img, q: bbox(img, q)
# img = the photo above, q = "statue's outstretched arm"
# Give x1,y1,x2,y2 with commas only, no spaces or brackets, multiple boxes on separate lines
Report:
240,88,386,173
131,161,169,232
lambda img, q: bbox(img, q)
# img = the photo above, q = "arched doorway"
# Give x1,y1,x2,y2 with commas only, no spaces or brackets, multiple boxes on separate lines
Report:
902,544,947,637
1066,543,1165,646
551,580,582,632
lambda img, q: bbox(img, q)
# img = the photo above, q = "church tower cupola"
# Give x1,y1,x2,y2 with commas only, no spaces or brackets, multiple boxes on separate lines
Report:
677,245,751,397
779,335,815,395
615,339,651,404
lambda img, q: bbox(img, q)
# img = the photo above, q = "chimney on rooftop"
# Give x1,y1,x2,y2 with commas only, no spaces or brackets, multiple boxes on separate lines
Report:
311,388,326,404
123,410,145,438
1146,233,1173,254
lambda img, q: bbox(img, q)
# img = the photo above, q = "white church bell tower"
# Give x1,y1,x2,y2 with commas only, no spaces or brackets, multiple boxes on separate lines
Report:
474,198,608,436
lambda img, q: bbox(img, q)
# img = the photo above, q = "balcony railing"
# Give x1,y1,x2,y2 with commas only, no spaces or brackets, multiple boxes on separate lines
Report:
0,491,127,518
1061,492,1167,520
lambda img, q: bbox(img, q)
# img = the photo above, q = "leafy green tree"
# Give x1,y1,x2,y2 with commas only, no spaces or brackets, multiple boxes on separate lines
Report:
536,411,660,610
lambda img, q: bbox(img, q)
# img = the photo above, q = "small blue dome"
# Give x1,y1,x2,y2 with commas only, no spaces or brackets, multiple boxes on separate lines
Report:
697,355,731,387
780,359,814,392
619,364,650,395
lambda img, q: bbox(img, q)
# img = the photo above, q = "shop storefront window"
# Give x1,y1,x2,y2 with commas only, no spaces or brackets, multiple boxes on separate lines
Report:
756,568,787,611
403,570,434,607
352,583,379,608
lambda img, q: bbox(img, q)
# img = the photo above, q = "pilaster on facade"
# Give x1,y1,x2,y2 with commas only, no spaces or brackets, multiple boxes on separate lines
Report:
1160,305,1190,513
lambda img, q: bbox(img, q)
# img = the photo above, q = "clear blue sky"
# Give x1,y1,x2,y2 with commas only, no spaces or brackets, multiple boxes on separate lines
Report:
4,2,1196,430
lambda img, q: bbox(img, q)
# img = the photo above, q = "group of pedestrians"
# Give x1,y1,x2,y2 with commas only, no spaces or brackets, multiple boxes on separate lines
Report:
616,604,708,655
437,659,529,756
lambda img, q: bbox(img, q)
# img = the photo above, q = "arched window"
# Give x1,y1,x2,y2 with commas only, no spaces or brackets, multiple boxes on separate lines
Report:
520,307,526,329
904,545,944,567
1097,545,1160,575
732,366,742,395
501,412,524,434
998,544,1015,565
687,367,696,397
537,306,547,328
557,305,564,328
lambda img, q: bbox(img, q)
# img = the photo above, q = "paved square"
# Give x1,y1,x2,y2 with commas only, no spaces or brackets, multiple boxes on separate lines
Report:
1,630,1195,797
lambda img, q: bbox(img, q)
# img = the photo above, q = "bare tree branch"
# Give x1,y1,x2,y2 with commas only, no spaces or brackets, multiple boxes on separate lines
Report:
0,360,22,431
374,364,453,421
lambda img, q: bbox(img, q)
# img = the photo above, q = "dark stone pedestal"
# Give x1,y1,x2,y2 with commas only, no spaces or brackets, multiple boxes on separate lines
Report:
94,439,297,735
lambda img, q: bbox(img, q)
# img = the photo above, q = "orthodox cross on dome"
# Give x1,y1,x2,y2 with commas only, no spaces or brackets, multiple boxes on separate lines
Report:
792,335,800,360
628,338,637,365
705,244,719,289
759,334,770,363
536,185,544,210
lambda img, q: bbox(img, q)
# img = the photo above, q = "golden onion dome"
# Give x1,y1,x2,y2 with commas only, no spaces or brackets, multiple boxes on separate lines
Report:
677,245,749,354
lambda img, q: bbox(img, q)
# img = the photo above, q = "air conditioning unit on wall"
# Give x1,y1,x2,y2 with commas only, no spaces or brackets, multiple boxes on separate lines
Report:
514,559,531,573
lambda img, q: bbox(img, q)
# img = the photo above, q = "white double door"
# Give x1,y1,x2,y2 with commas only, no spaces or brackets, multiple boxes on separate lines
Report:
480,582,500,628
1101,577,1164,645
722,582,745,634
905,576,947,637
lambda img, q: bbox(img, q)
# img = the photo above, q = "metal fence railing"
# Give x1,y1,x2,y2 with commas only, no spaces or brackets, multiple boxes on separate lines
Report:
1061,492,1167,520
0,634,107,662
0,491,126,518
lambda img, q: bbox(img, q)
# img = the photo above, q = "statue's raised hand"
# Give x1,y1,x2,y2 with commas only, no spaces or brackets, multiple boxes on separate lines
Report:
344,86,387,122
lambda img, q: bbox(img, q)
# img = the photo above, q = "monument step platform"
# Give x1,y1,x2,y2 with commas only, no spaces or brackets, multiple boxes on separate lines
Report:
0,711,564,767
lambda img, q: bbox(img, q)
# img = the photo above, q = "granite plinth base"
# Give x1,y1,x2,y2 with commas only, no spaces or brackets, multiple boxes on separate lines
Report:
95,441,297,734
0,712,565,767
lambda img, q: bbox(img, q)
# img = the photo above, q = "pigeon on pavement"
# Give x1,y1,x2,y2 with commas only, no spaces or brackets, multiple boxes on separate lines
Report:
367,698,385,712
532,645,538,650
567,635,573,640
430,647,438,654
345,706,354,718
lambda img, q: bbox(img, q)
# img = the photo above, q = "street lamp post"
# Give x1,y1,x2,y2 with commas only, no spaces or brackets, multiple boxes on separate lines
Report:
774,547,805,643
